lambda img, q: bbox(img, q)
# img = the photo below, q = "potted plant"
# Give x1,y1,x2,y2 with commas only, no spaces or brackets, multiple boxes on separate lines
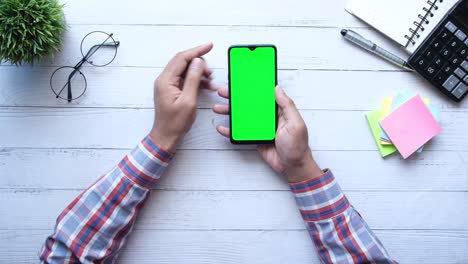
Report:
0,0,66,65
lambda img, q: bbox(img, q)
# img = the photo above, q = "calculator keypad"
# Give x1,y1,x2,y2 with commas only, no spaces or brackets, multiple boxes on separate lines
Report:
434,72,448,85
443,75,460,92
409,19,468,102
440,47,452,59
433,56,444,66
452,82,468,99
430,39,444,51
454,67,467,79
449,55,462,66
459,46,467,57
448,38,462,50
438,29,452,42
422,48,436,60
461,60,468,71
442,64,454,74
455,30,467,42
445,21,457,33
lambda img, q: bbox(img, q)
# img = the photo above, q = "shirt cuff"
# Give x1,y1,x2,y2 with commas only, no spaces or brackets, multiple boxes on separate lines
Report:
289,170,350,222
118,135,174,189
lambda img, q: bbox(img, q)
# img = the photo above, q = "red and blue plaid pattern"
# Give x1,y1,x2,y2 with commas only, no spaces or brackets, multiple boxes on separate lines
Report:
39,136,395,263
290,170,396,264
39,136,172,263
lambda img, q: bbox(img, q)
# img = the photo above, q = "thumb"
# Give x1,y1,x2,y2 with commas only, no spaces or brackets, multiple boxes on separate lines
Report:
182,57,206,100
275,85,298,119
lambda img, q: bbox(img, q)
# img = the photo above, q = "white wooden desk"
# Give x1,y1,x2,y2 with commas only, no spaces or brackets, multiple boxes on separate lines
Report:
1,0,467,263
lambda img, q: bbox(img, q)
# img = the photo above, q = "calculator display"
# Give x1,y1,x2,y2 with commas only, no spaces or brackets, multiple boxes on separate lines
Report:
454,1,468,28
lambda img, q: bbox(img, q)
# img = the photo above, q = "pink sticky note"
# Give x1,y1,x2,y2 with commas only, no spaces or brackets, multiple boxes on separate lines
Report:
380,95,442,159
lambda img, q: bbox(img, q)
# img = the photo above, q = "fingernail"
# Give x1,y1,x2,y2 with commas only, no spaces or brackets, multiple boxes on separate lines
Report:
201,42,213,48
275,85,283,94
190,57,204,70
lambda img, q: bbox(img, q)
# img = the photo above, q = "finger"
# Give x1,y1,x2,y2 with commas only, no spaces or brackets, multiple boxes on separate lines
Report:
200,79,212,90
198,57,214,78
200,80,222,91
216,125,230,138
217,87,229,99
256,145,285,174
164,42,214,77
257,144,275,158
209,83,225,91
181,58,206,100
275,85,294,109
277,105,284,117
275,85,300,120
204,65,213,79
212,104,229,115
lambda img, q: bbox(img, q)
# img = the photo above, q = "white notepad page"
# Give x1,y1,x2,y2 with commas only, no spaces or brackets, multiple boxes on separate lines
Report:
346,0,459,54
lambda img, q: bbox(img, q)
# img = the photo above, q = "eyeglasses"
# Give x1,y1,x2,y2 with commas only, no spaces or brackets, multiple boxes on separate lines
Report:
50,31,120,102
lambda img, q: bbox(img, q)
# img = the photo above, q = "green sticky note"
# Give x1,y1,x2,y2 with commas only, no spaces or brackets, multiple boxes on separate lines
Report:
366,109,397,157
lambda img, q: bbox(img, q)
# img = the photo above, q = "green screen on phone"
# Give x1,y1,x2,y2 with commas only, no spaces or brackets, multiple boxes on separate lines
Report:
229,45,277,143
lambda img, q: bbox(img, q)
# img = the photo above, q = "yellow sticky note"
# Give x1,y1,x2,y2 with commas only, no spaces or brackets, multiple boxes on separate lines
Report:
381,98,393,118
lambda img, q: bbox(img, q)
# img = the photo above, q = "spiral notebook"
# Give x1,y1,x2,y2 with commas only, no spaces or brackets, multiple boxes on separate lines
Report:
345,0,460,54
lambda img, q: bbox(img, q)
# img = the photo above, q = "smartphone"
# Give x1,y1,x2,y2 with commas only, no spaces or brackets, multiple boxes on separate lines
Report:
228,45,277,144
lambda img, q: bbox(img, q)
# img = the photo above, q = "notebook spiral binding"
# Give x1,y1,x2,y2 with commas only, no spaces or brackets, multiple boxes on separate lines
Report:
404,0,444,47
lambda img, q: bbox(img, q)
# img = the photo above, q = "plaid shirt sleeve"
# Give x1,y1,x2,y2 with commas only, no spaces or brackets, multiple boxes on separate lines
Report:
290,170,397,264
39,135,173,264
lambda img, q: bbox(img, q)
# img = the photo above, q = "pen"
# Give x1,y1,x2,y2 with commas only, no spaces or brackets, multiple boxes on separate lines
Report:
340,29,414,71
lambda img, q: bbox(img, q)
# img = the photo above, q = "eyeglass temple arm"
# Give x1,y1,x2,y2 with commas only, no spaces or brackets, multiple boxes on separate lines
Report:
71,41,117,69
67,70,79,102
83,41,120,62
54,68,79,100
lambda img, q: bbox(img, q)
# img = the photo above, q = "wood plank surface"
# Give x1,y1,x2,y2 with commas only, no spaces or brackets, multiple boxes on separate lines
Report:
2,189,467,230
1,148,467,191
1,67,467,110
62,0,360,28
2,229,467,264
0,25,409,71
0,108,465,151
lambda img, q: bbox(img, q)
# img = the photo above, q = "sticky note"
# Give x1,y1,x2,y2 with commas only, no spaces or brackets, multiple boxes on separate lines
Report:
380,98,394,145
380,96,442,159
381,98,393,117
427,104,440,121
380,93,431,147
366,109,397,157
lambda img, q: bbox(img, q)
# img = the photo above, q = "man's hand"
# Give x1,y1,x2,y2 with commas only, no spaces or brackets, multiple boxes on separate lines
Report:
213,85,324,183
150,43,215,153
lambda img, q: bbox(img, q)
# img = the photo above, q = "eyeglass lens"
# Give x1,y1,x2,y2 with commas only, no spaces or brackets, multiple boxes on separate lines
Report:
80,31,119,67
50,66,87,101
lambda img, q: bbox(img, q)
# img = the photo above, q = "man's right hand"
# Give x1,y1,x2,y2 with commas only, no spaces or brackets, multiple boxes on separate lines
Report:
213,85,324,183
149,43,214,153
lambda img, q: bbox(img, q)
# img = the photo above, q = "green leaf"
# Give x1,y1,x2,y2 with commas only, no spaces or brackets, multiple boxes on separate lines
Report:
0,0,66,65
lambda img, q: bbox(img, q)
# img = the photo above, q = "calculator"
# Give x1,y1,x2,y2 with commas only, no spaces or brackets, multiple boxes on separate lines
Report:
408,0,468,102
